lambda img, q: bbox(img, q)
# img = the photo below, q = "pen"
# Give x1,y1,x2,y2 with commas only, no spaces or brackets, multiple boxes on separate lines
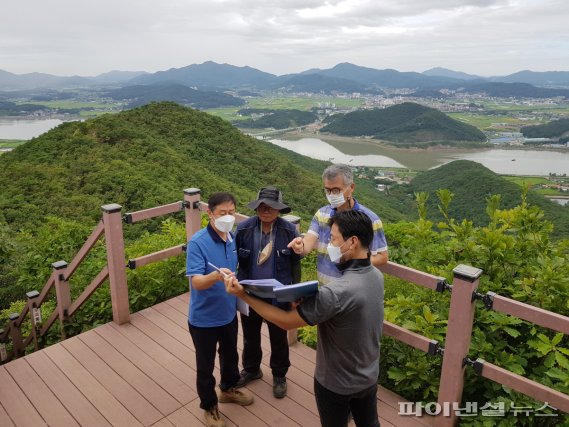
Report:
207,262,230,278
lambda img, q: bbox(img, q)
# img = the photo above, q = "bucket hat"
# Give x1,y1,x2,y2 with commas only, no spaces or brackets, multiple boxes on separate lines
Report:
247,186,291,214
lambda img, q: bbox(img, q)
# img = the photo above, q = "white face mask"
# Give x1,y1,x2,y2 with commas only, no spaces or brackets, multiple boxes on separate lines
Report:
327,240,349,263
326,193,346,208
214,214,235,233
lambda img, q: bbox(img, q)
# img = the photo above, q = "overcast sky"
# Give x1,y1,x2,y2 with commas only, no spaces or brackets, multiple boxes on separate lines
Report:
2,0,568,77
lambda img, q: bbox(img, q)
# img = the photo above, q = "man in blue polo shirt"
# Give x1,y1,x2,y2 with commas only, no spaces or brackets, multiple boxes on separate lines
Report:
186,191,253,427
288,163,388,285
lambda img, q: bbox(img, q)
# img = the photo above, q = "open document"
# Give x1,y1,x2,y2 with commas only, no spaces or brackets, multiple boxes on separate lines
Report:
239,278,318,302
239,278,282,298
273,280,318,302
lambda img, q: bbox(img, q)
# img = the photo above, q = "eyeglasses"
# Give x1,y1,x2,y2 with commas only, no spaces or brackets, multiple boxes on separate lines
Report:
323,187,346,195
257,204,278,212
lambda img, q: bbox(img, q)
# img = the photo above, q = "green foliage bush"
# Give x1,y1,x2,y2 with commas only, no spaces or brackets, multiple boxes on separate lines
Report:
411,160,569,238
382,188,569,425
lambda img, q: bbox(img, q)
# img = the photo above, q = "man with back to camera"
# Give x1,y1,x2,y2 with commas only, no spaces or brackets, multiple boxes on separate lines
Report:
288,163,388,285
186,192,254,427
225,210,384,427
233,186,302,398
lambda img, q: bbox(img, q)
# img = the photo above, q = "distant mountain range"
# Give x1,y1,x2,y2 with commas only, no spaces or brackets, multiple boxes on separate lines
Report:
0,69,147,90
2,61,569,98
105,83,245,109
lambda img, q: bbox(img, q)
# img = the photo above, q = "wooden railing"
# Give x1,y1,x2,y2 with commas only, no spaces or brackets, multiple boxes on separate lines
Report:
378,262,569,424
1,187,568,426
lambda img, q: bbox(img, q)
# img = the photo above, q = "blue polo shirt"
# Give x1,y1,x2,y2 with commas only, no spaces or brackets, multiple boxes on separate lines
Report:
307,199,388,285
186,224,238,327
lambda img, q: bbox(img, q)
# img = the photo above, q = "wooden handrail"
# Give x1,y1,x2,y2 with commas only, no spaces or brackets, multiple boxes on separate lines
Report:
22,330,35,349
490,293,569,335
68,266,109,318
477,359,569,413
0,324,10,342
128,244,185,269
64,221,105,281
39,310,59,337
124,202,184,224
384,321,439,354
33,274,56,315
14,273,55,328
379,261,446,292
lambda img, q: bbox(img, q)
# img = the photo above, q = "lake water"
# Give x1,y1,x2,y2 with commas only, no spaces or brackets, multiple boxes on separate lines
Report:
548,198,569,206
268,137,569,176
0,118,64,140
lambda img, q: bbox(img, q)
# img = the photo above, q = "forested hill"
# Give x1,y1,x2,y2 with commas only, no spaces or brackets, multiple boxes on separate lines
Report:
321,102,487,147
0,102,407,233
521,117,569,139
411,160,569,238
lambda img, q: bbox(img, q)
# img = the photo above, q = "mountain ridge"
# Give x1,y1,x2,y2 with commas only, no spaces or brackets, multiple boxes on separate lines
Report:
3,61,569,92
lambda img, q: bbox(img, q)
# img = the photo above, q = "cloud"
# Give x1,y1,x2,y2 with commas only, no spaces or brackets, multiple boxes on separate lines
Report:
0,0,567,76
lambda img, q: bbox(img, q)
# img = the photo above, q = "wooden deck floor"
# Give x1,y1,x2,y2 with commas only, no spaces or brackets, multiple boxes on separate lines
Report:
0,293,432,427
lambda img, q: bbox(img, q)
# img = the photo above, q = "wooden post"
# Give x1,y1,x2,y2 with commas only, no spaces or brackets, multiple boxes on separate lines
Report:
0,329,7,363
26,290,41,350
9,313,23,359
53,261,71,340
102,203,130,325
283,214,301,345
183,188,202,243
436,265,482,426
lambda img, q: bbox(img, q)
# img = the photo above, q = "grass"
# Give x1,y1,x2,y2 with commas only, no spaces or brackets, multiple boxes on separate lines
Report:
0,139,26,155
16,100,120,118
205,96,365,121
504,175,568,196
0,139,26,147
449,101,569,132
449,113,540,131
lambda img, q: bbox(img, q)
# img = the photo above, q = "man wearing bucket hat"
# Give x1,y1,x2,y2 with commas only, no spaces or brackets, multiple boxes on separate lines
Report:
234,186,302,398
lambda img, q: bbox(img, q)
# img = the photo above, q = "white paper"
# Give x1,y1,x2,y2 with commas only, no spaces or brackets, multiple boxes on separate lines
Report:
237,298,250,316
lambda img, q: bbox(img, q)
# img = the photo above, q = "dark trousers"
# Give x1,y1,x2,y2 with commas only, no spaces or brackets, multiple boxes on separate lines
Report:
188,316,240,410
314,378,380,427
240,306,290,378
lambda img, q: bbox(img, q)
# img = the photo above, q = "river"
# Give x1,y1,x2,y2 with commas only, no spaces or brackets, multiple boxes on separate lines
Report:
268,136,569,176
0,118,65,140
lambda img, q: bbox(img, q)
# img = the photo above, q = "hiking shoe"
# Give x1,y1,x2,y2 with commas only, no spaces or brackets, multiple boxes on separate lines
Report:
273,376,287,398
218,387,254,406
204,405,225,427
235,369,263,388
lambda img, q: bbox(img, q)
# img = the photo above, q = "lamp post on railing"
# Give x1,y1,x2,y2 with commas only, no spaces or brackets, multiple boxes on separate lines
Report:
436,264,482,426
0,330,6,363
183,188,202,243
53,261,71,339
8,313,23,359
102,204,130,325
26,290,41,350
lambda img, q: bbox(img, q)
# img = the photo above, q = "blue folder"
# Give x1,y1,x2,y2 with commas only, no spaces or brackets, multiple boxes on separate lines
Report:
240,279,318,302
